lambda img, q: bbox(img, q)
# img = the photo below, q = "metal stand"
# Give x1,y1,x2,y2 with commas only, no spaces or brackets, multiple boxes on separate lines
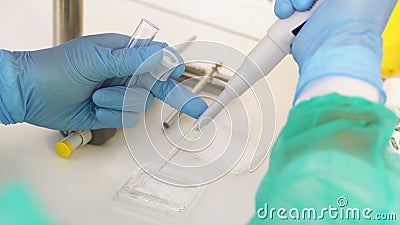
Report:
53,0,83,45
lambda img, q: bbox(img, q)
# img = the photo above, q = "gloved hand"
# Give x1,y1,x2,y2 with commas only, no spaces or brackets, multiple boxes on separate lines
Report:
288,0,397,102
0,33,207,131
274,0,316,19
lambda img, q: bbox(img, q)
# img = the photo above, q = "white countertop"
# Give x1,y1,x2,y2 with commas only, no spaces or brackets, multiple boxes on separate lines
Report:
0,123,270,225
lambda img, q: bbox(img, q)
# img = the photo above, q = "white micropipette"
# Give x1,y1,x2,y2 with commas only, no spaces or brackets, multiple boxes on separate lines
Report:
197,0,324,127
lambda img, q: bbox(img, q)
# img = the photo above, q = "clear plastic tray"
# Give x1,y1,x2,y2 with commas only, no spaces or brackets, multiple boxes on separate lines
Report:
113,167,204,225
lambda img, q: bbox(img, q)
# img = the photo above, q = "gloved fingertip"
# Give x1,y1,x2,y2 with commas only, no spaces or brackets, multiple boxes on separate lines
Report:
169,64,185,79
274,0,295,19
92,89,105,106
150,79,207,118
293,0,314,11
181,97,208,119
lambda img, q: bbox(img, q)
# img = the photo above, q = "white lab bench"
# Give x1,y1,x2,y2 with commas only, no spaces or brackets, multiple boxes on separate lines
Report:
0,0,298,224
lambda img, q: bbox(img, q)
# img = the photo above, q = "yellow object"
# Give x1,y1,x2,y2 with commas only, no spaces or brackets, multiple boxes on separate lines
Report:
382,2,400,77
55,140,73,158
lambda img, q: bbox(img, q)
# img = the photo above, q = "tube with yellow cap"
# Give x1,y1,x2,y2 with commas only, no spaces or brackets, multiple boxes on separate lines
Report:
55,130,93,159
55,129,117,159
382,2,400,77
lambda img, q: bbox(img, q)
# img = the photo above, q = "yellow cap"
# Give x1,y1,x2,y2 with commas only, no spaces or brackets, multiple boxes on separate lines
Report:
382,48,400,76
382,2,400,77
55,140,73,158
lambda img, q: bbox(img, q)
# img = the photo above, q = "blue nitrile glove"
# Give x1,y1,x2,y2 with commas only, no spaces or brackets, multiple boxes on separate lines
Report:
274,0,316,19
0,33,207,130
287,0,397,102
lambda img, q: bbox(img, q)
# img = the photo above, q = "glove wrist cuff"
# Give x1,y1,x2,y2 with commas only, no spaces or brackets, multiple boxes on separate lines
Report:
295,44,385,103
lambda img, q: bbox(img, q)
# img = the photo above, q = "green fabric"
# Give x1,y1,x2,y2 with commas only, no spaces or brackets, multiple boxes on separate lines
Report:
0,183,59,225
249,94,400,224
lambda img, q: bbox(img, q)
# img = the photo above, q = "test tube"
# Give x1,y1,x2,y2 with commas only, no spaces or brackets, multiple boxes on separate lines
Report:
128,18,181,82
127,18,159,48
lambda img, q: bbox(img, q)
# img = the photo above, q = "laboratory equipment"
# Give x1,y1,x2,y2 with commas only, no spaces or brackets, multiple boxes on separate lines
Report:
198,0,323,171
53,0,82,46
127,18,159,48
128,18,182,82
197,0,324,127
55,129,117,158
197,0,324,171
113,166,204,225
